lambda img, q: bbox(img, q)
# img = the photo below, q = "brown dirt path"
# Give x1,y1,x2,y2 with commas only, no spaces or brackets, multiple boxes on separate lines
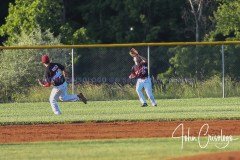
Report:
0,120,239,143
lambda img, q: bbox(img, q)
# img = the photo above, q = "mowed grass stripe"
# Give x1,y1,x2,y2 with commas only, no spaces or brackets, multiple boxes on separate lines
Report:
0,98,239,125
0,137,239,160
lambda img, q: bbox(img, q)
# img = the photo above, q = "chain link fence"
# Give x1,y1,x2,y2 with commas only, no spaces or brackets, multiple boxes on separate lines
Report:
1,43,240,102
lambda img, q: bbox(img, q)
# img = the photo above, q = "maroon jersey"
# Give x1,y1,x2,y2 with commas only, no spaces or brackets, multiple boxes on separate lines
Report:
45,63,65,86
130,62,148,79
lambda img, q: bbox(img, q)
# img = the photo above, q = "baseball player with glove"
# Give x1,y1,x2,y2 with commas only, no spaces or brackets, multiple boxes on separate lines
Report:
129,48,157,107
38,54,87,115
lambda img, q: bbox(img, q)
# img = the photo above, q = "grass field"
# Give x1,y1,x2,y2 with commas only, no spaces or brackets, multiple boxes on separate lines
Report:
1,138,240,160
0,98,240,125
0,98,240,160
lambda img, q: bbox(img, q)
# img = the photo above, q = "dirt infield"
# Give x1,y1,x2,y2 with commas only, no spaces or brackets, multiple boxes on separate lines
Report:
0,120,240,143
1,120,239,159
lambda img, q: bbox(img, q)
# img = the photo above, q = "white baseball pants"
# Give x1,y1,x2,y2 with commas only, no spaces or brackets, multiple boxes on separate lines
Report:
49,82,79,115
136,77,157,106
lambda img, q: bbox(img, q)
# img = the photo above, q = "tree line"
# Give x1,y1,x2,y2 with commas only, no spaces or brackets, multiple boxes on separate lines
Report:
0,0,223,44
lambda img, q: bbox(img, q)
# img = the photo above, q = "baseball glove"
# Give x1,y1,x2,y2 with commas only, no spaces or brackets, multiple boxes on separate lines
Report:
129,48,139,57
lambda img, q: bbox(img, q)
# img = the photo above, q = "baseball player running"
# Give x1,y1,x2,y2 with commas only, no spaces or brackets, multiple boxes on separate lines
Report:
129,48,157,107
38,54,87,115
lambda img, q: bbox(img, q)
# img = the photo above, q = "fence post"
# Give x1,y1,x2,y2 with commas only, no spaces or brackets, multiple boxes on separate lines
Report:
147,46,150,76
71,48,75,94
221,45,225,98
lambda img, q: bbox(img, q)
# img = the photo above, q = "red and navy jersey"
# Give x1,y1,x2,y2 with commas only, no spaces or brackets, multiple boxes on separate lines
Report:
130,62,148,79
44,63,65,86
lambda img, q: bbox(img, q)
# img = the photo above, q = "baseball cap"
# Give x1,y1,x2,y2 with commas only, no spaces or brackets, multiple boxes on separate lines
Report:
41,54,50,63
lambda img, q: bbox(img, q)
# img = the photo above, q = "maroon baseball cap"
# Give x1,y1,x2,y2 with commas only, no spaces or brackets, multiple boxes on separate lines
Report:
41,55,50,63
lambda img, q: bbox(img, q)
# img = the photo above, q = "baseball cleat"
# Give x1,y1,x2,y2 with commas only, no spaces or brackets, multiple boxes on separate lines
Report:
78,93,87,104
153,104,157,107
141,103,148,107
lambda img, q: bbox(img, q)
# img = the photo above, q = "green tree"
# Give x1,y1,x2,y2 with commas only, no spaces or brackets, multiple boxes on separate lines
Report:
0,0,65,43
158,0,219,82
210,0,240,40
0,0,14,43
166,46,221,79
76,0,188,43
205,0,240,79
